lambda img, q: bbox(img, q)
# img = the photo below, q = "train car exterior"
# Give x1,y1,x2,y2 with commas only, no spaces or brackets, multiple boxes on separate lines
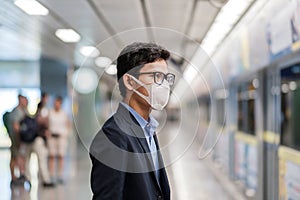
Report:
193,0,300,199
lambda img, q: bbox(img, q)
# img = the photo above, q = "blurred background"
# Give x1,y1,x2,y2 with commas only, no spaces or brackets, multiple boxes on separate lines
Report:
1,0,300,199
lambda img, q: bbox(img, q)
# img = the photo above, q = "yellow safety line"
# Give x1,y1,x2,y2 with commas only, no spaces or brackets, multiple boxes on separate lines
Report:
278,146,300,165
263,131,280,144
292,41,300,51
235,131,257,146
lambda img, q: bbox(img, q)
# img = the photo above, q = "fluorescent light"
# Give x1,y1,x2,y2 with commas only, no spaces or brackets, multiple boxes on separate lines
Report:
201,0,255,56
80,46,100,57
105,64,117,75
55,29,81,43
183,64,198,84
95,57,112,68
14,0,49,16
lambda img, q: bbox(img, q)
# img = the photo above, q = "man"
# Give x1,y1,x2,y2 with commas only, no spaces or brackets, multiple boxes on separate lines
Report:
10,94,30,185
90,42,175,200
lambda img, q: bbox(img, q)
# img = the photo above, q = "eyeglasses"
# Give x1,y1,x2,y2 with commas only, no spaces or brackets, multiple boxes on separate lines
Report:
134,72,176,86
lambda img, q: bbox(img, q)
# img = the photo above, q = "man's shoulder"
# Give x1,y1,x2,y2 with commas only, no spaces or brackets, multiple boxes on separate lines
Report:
10,106,25,122
89,114,131,160
91,114,127,145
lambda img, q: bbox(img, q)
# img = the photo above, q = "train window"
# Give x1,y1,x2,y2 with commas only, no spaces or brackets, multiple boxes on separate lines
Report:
280,65,300,150
216,98,226,126
205,98,211,123
237,82,256,135
198,96,211,123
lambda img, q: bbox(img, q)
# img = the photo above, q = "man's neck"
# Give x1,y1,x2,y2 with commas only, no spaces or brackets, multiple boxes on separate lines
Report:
123,97,151,121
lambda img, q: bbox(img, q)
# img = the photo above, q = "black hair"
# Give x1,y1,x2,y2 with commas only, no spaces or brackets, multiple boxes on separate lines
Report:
41,92,48,98
116,42,170,97
37,102,43,111
55,96,63,103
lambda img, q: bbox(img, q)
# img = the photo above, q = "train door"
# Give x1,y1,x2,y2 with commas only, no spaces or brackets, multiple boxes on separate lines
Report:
278,64,300,200
228,86,238,179
232,72,264,199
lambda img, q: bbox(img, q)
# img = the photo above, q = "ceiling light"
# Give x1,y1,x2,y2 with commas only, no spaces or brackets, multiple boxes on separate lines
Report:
252,78,259,88
105,64,117,75
55,29,81,43
95,57,112,68
289,81,297,91
80,46,100,57
14,0,49,16
72,68,98,94
281,84,289,93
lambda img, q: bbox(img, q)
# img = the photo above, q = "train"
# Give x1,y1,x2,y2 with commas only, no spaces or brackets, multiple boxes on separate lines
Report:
168,1,300,199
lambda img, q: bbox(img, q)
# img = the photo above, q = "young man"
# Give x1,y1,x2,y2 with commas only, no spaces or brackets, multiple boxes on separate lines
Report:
9,94,28,185
90,42,175,200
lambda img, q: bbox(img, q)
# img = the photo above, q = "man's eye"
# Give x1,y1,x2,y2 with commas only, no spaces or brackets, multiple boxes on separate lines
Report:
155,73,164,79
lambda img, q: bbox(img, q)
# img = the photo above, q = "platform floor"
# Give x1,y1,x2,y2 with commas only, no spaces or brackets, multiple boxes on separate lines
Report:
0,121,233,200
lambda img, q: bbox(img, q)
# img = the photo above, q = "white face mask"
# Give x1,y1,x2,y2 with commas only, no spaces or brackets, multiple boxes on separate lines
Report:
129,75,170,110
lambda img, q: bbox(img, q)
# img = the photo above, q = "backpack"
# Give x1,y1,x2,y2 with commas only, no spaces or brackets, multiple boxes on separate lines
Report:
19,115,38,143
2,111,12,136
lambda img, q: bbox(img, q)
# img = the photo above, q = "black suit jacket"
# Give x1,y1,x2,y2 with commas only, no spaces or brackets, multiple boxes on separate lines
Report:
90,103,170,200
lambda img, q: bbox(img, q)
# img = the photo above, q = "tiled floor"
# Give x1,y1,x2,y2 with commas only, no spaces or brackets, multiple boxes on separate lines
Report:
0,120,231,200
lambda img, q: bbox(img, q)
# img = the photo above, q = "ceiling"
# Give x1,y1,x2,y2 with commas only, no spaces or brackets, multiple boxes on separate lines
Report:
1,0,221,69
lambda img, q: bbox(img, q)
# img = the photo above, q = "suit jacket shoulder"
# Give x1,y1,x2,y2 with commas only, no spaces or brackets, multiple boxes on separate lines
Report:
89,103,170,200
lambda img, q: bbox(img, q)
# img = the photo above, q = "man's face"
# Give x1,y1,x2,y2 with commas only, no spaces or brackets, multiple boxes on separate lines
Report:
19,96,27,108
54,100,62,110
131,59,168,106
138,59,168,85
43,94,49,104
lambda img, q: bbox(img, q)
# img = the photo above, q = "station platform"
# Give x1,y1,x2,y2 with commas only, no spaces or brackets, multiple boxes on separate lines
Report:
0,121,246,200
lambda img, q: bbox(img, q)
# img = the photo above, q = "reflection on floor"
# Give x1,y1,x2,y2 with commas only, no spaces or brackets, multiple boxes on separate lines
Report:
0,122,232,200
159,122,231,200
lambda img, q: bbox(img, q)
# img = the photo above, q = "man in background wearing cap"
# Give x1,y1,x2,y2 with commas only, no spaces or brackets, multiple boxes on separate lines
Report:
90,42,175,200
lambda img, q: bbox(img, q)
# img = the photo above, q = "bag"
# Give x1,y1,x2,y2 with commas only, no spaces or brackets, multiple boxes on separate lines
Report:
20,115,38,143
2,111,12,136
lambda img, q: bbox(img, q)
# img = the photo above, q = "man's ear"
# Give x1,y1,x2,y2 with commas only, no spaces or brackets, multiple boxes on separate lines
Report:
123,74,134,91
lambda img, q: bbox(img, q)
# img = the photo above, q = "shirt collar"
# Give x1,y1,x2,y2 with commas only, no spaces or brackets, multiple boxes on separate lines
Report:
120,102,159,134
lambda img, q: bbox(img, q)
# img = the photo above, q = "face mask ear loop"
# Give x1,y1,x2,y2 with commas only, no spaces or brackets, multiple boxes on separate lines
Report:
128,75,151,103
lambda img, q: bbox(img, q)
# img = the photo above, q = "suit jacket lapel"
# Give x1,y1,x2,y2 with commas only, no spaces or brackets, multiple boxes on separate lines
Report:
115,104,163,192
129,125,162,189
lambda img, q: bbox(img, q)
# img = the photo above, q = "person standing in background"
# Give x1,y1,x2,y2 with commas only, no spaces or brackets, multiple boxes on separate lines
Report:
48,96,70,184
9,94,28,185
34,92,55,187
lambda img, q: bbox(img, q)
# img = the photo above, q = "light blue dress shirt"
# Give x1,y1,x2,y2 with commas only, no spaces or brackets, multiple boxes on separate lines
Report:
120,102,160,180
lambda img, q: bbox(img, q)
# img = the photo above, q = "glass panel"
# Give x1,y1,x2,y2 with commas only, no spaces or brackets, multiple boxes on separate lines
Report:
280,65,300,150
237,82,256,135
